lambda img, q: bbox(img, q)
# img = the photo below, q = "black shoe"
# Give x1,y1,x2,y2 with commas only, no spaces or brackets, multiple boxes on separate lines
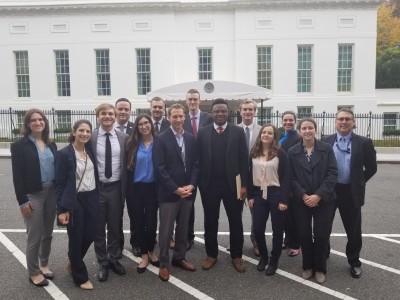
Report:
109,260,126,275
257,257,268,272
97,265,108,282
40,271,54,280
265,263,278,276
187,239,195,251
150,259,160,268
29,277,49,287
132,246,141,257
350,266,362,278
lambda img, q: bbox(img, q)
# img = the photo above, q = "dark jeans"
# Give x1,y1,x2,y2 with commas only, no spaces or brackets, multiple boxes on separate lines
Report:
283,196,300,250
67,189,99,285
253,187,285,263
127,182,158,254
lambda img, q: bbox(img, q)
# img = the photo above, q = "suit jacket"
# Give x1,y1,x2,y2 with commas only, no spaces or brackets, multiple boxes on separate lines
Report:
322,133,377,207
280,130,301,152
125,121,135,135
153,128,199,203
197,123,249,194
91,128,128,202
237,122,261,153
287,140,338,204
156,118,170,133
11,137,57,205
55,143,99,213
183,111,213,135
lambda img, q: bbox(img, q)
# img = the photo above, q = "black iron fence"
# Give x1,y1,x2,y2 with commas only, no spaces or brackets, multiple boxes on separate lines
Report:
0,108,399,146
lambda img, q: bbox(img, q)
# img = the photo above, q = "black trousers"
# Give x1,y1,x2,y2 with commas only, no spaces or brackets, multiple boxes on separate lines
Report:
294,200,335,273
253,187,285,263
335,183,362,267
126,182,158,254
283,196,301,250
200,183,244,259
67,189,99,285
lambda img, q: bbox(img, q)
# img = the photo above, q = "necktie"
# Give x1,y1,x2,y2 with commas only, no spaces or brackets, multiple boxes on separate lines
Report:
155,121,160,134
191,116,197,139
245,126,250,150
105,132,112,179
336,137,347,183
218,126,223,135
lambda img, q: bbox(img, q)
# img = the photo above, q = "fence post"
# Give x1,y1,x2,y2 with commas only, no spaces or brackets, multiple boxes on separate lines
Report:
9,107,15,142
51,107,56,140
321,110,326,137
275,110,279,127
367,111,372,138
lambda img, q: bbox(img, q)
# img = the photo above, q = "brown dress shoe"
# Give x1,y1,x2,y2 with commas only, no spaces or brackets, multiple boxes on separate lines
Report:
172,260,196,271
159,266,170,282
80,280,94,290
201,257,217,270
232,258,246,273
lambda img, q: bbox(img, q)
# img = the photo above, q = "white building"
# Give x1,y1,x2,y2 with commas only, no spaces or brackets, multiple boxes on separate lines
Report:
1,0,397,122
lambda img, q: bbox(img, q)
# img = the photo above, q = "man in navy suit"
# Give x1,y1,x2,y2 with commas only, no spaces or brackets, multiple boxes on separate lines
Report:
153,103,199,282
197,99,249,273
323,108,377,278
183,88,213,249
150,97,170,134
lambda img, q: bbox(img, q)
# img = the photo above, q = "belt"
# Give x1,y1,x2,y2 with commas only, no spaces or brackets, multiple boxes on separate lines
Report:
99,180,121,188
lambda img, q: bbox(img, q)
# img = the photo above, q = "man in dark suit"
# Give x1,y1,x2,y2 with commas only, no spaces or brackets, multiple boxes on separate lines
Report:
183,88,213,249
153,103,199,282
92,103,128,282
150,96,170,134
197,98,249,273
114,98,140,256
323,108,377,278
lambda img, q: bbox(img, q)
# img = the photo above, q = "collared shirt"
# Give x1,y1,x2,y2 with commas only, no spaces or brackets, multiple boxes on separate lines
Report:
241,122,255,147
152,117,164,127
213,122,228,133
171,127,186,170
114,121,129,134
28,135,55,183
189,110,201,130
97,127,121,182
252,156,280,199
279,129,297,145
134,141,155,183
74,147,96,192
334,132,352,183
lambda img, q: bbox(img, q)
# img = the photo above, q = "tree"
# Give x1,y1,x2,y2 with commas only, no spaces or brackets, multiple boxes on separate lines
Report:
376,47,400,88
376,2,400,56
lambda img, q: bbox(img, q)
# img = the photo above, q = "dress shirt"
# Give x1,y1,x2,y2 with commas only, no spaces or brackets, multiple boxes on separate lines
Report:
28,135,55,183
242,122,255,145
213,122,228,133
134,141,155,183
74,147,96,192
189,110,201,130
334,132,352,184
152,117,165,127
252,156,280,199
97,127,121,182
115,121,128,134
171,127,186,169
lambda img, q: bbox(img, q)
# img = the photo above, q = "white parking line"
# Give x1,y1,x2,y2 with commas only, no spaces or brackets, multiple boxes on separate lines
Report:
122,249,214,300
370,235,400,245
0,232,69,300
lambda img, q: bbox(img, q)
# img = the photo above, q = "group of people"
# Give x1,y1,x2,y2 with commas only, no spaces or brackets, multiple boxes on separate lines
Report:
11,89,377,289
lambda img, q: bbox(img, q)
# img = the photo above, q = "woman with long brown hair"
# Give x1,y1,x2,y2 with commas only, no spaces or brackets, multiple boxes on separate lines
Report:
11,108,57,287
248,124,289,276
126,114,159,273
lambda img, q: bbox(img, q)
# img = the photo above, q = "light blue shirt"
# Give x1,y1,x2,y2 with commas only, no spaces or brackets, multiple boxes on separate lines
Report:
29,135,55,183
133,141,155,183
334,132,352,184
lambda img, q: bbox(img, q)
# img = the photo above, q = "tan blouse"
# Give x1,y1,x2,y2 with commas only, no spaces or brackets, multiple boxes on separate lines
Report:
75,149,96,192
252,156,280,199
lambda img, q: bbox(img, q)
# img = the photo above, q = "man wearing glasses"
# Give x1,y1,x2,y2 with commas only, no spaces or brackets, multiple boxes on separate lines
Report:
323,108,377,279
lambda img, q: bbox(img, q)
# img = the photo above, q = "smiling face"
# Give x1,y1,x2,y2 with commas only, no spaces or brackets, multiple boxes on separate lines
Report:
282,113,296,132
335,111,355,136
116,101,131,125
186,92,200,115
240,103,256,126
260,126,275,146
151,100,165,121
212,103,229,126
168,108,185,133
137,116,152,138
299,120,316,141
73,123,92,145
28,113,45,135
98,108,116,131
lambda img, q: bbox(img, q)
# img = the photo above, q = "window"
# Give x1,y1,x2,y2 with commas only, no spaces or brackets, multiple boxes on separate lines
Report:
257,46,272,89
198,48,213,80
297,45,312,93
56,110,72,130
95,49,111,96
383,113,397,131
136,48,151,95
15,51,30,97
297,106,313,118
258,107,272,126
55,50,70,97
338,44,353,92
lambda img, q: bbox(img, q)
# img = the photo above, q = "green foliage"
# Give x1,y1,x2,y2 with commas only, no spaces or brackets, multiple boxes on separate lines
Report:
383,129,400,136
376,47,400,88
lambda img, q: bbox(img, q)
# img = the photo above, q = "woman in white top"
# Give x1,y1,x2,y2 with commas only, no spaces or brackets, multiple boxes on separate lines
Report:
55,120,100,290
248,124,290,276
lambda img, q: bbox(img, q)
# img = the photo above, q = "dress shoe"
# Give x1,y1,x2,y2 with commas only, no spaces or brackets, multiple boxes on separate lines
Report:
97,265,108,282
256,256,268,272
40,271,54,280
350,266,362,278
137,260,148,274
302,269,313,280
253,246,260,257
132,246,141,257
109,260,126,275
187,239,195,251
80,280,94,290
29,277,49,287
201,257,217,270
159,266,170,282
172,259,196,271
265,263,278,276
288,248,301,257
232,258,246,273
150,259,160,268
315,271,326,284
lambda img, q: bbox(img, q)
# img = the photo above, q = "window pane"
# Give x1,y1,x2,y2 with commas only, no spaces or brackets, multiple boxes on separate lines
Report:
297,46,312,93
337,44,353,92
198,48,213,80
136,48,151,95
15,51,30,98
257,46,272,89
95,50,111,96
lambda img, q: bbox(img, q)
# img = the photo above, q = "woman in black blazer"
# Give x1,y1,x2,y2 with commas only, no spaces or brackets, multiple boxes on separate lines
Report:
55,120,99,290
287,117,337,284
11,108,57,287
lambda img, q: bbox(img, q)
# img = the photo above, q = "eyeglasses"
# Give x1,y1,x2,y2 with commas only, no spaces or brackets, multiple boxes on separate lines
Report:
138,121,150,128
336,117,353,122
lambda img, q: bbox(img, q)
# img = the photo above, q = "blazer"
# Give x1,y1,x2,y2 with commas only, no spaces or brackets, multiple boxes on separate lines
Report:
158,118,170,133
322,133,377,207
183,111,213,135
153,128,199,203
237,122,261,153
91,128,128,202
287,139,338,204
280,130,301,152
125,121,135,135
11,137,57,205
55,143,99,213
247,148,290,205
197,123,249,194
